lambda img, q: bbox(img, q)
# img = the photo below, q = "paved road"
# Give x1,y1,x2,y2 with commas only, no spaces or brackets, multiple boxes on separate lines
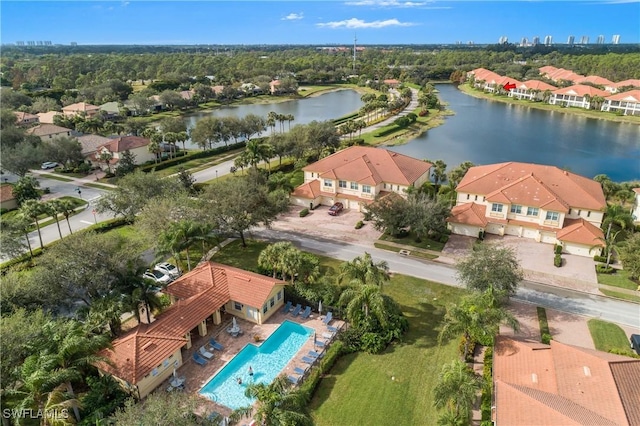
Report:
254,228,640,329
191,157,238,183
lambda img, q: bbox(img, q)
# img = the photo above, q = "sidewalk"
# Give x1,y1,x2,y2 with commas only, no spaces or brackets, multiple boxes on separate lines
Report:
31,169,117,188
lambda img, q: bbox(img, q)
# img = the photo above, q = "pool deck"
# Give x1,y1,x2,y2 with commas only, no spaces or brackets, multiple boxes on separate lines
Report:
165,309,344,417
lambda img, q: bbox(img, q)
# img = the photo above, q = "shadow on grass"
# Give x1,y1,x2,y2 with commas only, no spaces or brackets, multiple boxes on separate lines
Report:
307,352,357,410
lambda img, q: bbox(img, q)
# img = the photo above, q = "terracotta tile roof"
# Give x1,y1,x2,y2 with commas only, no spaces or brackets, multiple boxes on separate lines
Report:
633,188,640,195
556,218,604,247
62,102,100,113
494,336,640,426
613,79,640,89
606,89,640,103
0,185,15,202
383,79,400,85
552,84,609,98
456,162,606,211
13,111,39,122
486,174,570,213
447,202,488,227
520,80,557,91
77,134,112,155
538,66,558,75
302,146,431,186
610,362,640,425
97,325,187,384
547,69,584,82
98,136,150,153
493,76,522,87
25,124,72,137
291,180,321,199
36,111,61,124
212,85,224,94
577,75,615,87
469,68,502,82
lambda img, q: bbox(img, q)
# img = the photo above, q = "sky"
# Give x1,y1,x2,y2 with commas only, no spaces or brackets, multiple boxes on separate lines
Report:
1,1,639,45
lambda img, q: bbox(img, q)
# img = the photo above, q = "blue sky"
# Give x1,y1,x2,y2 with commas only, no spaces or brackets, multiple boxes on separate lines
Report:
1,1,639,45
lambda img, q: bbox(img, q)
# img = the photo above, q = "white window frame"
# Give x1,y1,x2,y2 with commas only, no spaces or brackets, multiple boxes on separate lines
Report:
350,182,358,190
234,301,243,311
510,205,522,214
339,180,347,188
362,185,371,194
526,207,539,217
545,211,559,221
324,179,333,188
491,203,503,213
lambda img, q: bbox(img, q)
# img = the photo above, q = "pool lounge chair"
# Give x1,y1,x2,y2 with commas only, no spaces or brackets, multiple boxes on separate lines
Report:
287,375,300,385
209,338,224,351
193,352,208,366
281,301,292,314
300,306,311,319
327,325,338,333
290,304,302,317
322,331,334,339
294,366,308,376
322,311,333,325
199,346,215,359
314,339,326,348
308,350,324,359
301,356,316,364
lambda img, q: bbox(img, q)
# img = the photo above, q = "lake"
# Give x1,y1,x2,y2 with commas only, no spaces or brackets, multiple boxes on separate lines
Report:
387,84,640,182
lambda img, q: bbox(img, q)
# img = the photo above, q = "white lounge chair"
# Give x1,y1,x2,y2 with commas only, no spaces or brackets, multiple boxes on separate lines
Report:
199,346,215,359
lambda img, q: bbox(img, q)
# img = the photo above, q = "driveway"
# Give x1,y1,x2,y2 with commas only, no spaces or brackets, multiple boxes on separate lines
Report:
270,205,382,244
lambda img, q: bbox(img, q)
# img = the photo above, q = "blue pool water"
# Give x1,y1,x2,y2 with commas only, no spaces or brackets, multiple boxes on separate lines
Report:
199,320,314,409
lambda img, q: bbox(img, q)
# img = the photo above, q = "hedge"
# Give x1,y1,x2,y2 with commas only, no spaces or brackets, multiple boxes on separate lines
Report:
299,341,345,401
299,208,309,217
138,141,246,173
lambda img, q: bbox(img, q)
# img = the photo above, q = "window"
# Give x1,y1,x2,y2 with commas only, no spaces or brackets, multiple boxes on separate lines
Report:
350,182,358,190
577,210,581,216
277,290,282,301
270,297,275,307
151,368,158,377
475,195,478,201
263,304,268,314
339,180,347,188
324,179,333,188
491,203,503,213
510,205,522,214
466,194,470,200
545,211,559,221
234,302,243,311
384,183,387,189
362,185,371,194
587,211,591,218
482,196,486,202
526,207,539,216
568,208,572,214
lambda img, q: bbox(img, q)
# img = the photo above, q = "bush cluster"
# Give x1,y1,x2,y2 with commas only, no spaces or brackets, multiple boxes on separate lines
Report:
596,264,615,274
299,341,345,400
554,253,562,267
481,347,494,422
594,255,607,263
355,220,364,229
554,244,563,255
299,208,309,217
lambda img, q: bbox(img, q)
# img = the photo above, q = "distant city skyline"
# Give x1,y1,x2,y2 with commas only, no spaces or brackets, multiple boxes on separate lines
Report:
1,1,639,46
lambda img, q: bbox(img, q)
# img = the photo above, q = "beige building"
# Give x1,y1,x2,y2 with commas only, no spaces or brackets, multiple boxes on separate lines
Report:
25,124,73,141
13,111,39,126
94,136,155,169
602,90,640,116
62,102,101,118
0,185,18,211
291,146,432,212
447,162,606,257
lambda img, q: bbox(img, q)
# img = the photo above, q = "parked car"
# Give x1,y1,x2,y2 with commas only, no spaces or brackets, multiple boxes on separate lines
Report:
328,202,344,216
142,269,173,286
154,262,181,279
631,334,640,355
41,162,58,170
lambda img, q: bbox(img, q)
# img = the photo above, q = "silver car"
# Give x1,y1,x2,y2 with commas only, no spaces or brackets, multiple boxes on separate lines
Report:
154,262,181,279
142,269,173,286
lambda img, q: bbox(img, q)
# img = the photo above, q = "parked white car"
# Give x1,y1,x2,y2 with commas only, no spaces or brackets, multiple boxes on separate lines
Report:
154,262,181,279
142,269,173,286
41,162,58,169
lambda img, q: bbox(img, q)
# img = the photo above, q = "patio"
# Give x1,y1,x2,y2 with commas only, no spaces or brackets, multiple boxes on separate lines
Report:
162,308,345,417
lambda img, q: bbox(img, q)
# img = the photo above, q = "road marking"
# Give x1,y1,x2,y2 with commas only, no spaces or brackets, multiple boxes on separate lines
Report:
80,220,94,225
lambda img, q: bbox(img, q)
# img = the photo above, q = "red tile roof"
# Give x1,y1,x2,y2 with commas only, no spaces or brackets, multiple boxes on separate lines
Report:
469,68,502,82
577,75,615,87
613,79,640,89
98,136,150,153
456,162,606,211
556,218,604,247
546,69,584,83
552,85,609,98
538,66,558,75
494,336,640,426
606,89,640,103
447,202,488,227
62,102,100,113
520,80,557,91
291,180,321,199
0,185,15,202
302,146,431,186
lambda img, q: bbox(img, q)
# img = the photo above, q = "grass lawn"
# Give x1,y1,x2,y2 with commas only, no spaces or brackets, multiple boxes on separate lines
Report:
599,289,640,303
151,149,243,178
373,242,438,260
379,232,445,252
587,319,635,355
310,275,464,425
82,182,115,191
597,269,638,291
38,173,75,182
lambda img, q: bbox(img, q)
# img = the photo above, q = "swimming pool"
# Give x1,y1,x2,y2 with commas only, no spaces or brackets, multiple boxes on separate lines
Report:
199,320,314,409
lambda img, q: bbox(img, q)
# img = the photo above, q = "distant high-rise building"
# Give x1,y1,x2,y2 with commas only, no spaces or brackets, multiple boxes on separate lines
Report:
567,35,575,45
580,35,589,44
27,41,35,46
532,36,540,46
498,36,508,44
597,35,605,45
44,41,52,46
544,35,553,46
468,41,475,46
520,37,528,46
16,41,24,46
70,42,77,46
612,34,620,44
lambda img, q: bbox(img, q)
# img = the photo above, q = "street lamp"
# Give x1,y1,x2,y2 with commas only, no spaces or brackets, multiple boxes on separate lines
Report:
76,187,82,199
215,170,218,179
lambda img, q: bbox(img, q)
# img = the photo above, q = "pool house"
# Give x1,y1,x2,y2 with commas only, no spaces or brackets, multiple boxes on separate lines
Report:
96,262,288,399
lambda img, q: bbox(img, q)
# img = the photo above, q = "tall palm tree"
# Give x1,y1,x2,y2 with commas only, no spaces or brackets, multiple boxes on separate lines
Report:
20,199,45,249
116,262,163,324
42,384,80,426
433,359,482,424
592,229,622,268
157,220,203,271
285,114,294,131
267,111,277,134
44,200,64,240
231,375,312,426
56,199,76,235
337,252,390,289
148,138,161,164
338,284,388,328
258,242,294,279
244,139,274,171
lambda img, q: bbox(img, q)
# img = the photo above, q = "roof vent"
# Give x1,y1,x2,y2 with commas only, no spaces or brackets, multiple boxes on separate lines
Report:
531,373,538,383
583,366,591,377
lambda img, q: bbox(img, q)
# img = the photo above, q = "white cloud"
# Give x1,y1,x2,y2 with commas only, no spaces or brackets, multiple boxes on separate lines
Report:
345,0,438,7
317,18,416,28
121,1,130,6
282,12,304,20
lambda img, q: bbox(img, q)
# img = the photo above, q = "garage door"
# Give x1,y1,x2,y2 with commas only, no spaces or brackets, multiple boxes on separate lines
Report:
564,243,595,257
505,225,521,237
486,223,503,236
522,228,539,240
540,232,556,244
291,196,310,208
450,223,480,237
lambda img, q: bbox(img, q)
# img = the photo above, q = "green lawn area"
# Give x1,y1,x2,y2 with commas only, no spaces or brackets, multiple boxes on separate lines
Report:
38,173,75,182
587,319,634,354
597,269,638,290
599,289,640,303
298,85,341,97
310,275,464,425
82,182,115,191
373,242,438,260
150,149,243,178
379,232,445,252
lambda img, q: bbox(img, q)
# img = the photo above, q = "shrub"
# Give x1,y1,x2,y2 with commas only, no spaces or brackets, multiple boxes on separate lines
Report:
541,333,552,344
438,234,449,244
299,208,309,217
355,220,364,229
299,341,345,400
594,255,607,263
554,244,563,254
138,141,246,173
596,264,615,274
554,253,562,267
459,336,477,362
418,109,429,117
478,230,485,240
361,332,387,354
338,327,364,353
481,347,494,422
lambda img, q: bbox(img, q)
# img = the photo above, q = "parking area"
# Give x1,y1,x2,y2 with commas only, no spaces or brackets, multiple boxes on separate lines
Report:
271,205,382,243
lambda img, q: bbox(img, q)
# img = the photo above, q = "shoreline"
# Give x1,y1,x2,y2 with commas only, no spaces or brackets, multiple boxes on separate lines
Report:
457,83,640,125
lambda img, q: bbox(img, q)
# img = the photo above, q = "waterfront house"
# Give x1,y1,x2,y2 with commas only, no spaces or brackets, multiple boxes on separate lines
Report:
493,336,640,426
549,85,609,109
577,75,616,93
447,162,606,256
291,146,432,212
62,102,101,118
25,123,73,141
96,262,287,399
601,90,640,116
509,80,557,101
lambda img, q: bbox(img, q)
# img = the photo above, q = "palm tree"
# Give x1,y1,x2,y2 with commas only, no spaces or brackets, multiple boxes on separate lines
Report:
337,252,390,289
98,151,114,174
258,242,294,279
56,199,76,235
157,220,203,271
267,111,277,134
438,291,519,360
338,284,388,328
602,204,634,235
433,359,482,424
116,262,164,324
592,229,622,268
148,138,161,164
42,384,80,426
231,375,312,426
20,199,45,249
431,159,448,188
285,114,294,131
244,139,274,171
11,213,35,259
44,199,64,240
